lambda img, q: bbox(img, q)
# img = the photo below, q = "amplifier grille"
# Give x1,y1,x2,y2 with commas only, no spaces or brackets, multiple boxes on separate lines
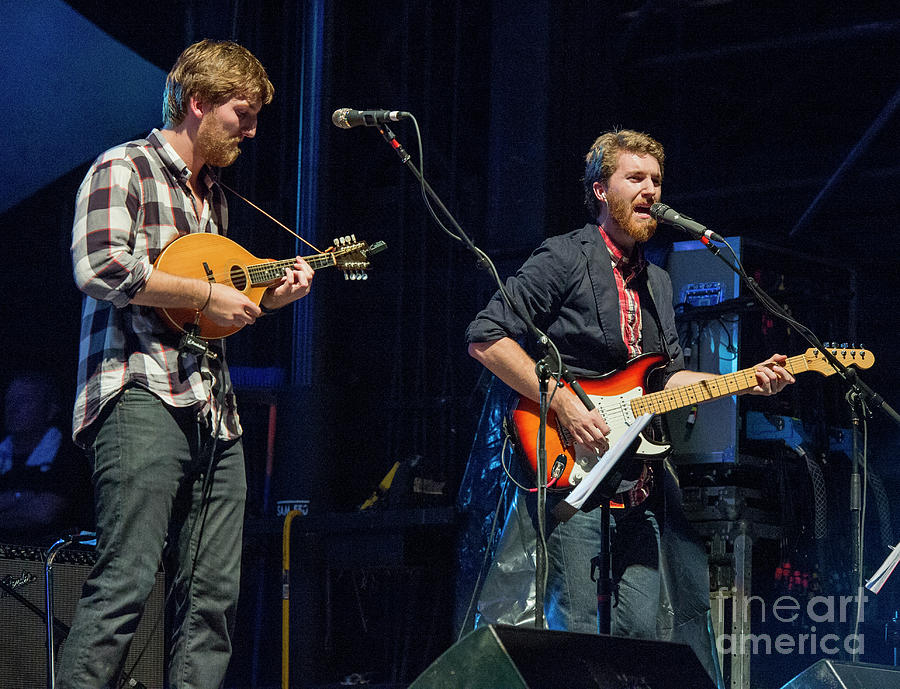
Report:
0,543,165,689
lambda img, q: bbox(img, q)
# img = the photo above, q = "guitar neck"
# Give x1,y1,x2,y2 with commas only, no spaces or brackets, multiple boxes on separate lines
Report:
247,253,335,286
631,353,812,416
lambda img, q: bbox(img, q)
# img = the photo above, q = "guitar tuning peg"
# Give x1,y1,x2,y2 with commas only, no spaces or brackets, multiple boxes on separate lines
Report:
840,342,848,349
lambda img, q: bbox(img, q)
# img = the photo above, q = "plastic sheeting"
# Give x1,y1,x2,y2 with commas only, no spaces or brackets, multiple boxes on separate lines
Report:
455,374,723,687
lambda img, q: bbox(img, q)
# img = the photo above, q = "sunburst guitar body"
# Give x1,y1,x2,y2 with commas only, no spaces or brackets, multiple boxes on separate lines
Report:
511,347,874,490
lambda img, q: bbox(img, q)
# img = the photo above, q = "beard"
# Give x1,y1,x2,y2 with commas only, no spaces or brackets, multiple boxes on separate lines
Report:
607,192,657,243
197,112,242,167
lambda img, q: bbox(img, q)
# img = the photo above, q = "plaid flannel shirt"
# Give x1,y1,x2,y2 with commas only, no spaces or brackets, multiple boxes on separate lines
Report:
71,129,240,447
598,225,647,358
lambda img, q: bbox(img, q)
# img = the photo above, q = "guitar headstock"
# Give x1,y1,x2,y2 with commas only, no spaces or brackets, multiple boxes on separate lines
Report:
804,346,874,376
329,235,387,280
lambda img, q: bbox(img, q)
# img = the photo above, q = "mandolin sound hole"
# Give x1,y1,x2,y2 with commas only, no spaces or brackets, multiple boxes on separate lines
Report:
230,265,247,291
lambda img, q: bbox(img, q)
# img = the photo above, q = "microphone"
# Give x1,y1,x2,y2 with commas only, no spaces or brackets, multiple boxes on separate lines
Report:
331,108,411,129
649,203,725,243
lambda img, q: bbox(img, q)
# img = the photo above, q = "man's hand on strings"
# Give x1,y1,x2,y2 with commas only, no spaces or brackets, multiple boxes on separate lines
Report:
260,257,314,311
553,389,611,454
748,353,795,396
203,282,261,327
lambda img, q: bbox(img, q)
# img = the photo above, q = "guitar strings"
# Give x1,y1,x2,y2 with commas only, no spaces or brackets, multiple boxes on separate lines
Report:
169,249,353,290
631,351,842,415
550,350,863,470
189,257,332,286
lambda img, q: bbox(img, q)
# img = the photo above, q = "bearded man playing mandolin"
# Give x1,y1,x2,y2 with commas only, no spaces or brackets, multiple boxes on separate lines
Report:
60,40,311,689
467,129,795,682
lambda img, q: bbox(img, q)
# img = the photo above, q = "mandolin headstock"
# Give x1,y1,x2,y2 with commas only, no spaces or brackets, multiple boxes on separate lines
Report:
329,235,387,280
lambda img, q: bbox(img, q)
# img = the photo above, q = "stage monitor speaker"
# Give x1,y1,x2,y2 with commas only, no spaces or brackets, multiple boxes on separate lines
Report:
0,543,165,689
779,659,900,688
408,625,715,689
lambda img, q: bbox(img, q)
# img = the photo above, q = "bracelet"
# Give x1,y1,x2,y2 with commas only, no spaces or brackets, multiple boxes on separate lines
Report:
260,303,279,314
199,282,213,312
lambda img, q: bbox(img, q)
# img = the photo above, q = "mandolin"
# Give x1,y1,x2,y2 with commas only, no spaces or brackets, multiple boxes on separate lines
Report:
154,232,385,339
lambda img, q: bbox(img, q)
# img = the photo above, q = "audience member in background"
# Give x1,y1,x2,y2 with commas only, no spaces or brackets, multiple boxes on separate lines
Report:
0,371,91,544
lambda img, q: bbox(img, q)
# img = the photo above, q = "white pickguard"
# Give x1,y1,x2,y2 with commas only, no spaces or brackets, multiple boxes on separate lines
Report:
566,386,669,487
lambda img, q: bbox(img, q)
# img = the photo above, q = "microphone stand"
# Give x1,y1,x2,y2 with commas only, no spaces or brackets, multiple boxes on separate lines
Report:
691,232,900,662
534,358,552,626
46,532,97,689
372,120,601,629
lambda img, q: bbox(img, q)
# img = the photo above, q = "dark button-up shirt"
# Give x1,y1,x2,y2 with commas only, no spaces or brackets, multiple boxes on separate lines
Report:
466,223,684,386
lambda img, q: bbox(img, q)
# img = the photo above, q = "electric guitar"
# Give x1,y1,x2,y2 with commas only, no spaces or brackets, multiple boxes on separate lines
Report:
153,232,385,339
511,347,874,490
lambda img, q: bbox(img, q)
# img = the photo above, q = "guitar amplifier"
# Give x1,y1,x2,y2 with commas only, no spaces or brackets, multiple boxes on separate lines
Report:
666,236,858,464
0,542,165,689
667,238,743,464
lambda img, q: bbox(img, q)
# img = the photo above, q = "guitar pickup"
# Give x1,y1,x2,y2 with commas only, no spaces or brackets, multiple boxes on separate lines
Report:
556,420,573,448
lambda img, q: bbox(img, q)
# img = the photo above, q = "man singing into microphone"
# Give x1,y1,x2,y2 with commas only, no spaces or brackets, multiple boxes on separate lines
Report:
467,129,793,676
57,40,313,689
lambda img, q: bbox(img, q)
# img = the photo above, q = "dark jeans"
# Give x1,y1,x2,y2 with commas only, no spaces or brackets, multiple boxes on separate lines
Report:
540,501,661,637
56,386,246,689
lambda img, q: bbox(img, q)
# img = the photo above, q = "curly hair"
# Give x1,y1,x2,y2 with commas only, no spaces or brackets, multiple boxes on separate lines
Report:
583,129,665,220
162,39,274,127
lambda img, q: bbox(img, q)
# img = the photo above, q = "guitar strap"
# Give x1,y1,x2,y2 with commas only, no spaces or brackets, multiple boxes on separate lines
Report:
218,180,325,253
640,272,673,446
642,272,673,371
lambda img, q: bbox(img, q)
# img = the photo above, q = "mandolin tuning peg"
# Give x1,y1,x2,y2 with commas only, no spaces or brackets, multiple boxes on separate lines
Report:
841,342,848,349
362,273,368,280
350,233,356,241
343,272,349,280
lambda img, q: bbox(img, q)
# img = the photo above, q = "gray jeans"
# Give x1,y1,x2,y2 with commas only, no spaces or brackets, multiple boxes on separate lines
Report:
56,386,246,689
